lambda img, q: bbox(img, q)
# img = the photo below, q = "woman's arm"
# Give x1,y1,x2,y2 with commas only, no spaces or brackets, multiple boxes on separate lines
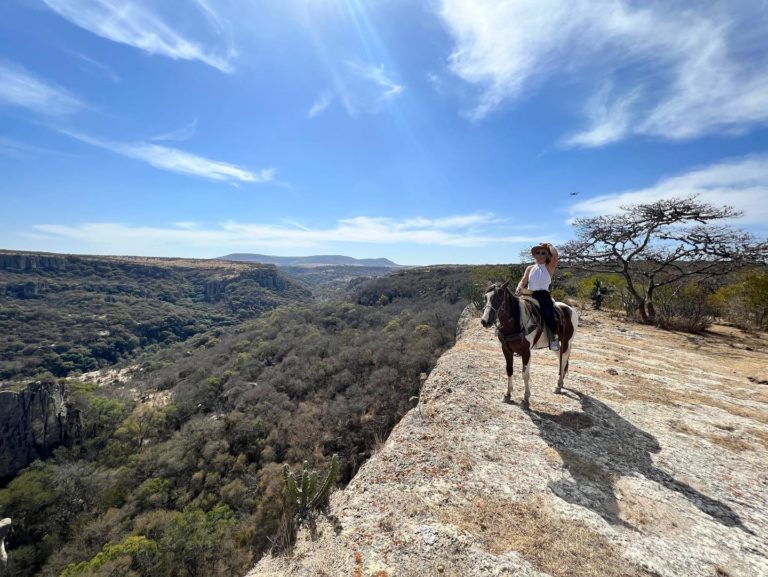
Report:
546,243,559,275
515,265,533,295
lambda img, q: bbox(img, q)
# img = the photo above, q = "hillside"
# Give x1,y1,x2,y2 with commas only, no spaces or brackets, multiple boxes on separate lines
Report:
218,253,401,268
0,250,310,381
250,307,768,577
280,265,397,301
0,266,473,577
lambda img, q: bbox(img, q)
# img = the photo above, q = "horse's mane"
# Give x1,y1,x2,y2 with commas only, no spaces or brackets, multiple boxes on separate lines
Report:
502,285,522,334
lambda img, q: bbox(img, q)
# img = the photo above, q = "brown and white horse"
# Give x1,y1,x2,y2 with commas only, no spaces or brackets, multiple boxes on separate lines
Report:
480,281,578,404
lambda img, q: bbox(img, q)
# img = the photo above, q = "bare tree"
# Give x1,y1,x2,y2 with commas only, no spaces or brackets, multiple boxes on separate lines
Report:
561,196,767,323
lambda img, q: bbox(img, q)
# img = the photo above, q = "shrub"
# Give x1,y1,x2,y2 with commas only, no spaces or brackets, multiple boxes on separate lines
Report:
60,535,158,577
710,273,768,330
654,283,714,333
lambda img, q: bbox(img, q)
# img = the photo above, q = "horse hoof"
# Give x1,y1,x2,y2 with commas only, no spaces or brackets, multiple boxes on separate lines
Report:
503,394,511,404
554,387,562,395
521,399,530,409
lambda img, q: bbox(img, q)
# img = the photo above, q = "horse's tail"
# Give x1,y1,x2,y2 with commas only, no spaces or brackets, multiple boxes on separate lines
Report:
555,301,578,341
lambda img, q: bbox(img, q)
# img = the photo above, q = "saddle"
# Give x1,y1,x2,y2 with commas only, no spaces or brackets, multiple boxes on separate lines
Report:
521,296,564,345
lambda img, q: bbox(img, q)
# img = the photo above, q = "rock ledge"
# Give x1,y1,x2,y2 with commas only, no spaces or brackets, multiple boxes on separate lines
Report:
249,307,768,577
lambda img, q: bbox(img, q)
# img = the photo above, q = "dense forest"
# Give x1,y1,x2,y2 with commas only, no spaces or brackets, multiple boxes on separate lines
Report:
0,264,472,577
0,252,310,381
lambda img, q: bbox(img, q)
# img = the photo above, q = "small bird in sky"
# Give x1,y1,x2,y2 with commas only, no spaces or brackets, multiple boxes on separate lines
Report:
569,191,580,196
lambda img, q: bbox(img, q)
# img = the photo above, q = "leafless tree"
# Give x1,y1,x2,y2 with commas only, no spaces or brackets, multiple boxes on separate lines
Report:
560,196,767,323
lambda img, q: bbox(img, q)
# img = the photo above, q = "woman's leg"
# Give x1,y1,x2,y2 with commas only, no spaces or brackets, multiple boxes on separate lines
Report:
534,292,557,334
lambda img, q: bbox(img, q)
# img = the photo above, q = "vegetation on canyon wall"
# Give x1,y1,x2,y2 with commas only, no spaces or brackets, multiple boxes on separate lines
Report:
0,266,469,577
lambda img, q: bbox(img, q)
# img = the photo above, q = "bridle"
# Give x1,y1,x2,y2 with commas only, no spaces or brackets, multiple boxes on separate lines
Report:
483,285,506,330
485,284,535,343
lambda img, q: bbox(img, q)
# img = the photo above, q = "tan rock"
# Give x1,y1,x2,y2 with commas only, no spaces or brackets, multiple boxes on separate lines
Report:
249,307,768,577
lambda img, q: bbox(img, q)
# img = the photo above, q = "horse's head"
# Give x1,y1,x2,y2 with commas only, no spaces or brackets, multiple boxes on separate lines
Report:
480,281,509,328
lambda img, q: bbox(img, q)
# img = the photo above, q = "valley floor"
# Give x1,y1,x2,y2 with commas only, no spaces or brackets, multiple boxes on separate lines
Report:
250,307,768,577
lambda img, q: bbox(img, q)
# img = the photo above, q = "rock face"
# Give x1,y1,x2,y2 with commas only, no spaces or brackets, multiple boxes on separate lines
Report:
0,252,67,272
249,307,768,577
0,382,80,480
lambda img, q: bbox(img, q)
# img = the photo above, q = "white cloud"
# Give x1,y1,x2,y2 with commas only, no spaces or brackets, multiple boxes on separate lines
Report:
307,92,333,118
335,62,404,116
561,85,641,148
43,0,235,72
437,0,768,143
31,213,541,253
61,129,274,184
569,155,768,225
0,136,72,158
0,61,83,115
150,118,198,142
122,143,274,183
75,53,121,83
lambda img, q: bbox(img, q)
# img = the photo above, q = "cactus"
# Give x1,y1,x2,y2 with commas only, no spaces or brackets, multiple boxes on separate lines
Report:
590,279,611,310
282,454,339,519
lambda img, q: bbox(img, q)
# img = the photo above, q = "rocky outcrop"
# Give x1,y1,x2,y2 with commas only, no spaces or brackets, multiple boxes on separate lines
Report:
0,251,67,272
203,268,288,302
250,307,768,577
0,382,80,480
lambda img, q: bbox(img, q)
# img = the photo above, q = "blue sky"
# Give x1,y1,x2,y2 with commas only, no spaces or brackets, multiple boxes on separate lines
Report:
1,0,766,265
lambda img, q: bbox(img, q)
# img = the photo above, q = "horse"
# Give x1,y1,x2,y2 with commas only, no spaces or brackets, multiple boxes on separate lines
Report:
480,281,578,405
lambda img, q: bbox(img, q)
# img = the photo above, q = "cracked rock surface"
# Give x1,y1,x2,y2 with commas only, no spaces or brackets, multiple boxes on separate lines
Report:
249,306,768,577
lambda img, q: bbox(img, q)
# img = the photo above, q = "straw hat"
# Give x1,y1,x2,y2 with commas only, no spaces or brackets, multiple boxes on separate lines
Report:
530,243,552,257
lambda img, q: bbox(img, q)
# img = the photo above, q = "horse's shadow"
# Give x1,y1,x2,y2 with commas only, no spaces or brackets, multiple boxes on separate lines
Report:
523,389,749,532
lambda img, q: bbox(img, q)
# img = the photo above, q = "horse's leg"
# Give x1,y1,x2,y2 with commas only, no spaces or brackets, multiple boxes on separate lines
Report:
521,346,531,405
502,343,514,402
556,345,570,394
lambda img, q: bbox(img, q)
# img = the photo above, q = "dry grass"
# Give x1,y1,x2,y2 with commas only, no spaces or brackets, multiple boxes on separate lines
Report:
613,487,693,533
602,384,768,425
544,447,564,467
668,420,753,452
706,434,753,452
746,427,768,450
441,496,656,577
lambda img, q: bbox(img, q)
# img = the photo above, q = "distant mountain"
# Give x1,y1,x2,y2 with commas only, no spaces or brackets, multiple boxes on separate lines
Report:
217,253,401,268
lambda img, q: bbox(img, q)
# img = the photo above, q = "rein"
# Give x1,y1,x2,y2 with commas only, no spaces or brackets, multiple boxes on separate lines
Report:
493,287,537,343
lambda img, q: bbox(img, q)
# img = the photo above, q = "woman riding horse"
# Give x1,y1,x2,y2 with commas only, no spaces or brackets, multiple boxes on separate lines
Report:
515,242,559,351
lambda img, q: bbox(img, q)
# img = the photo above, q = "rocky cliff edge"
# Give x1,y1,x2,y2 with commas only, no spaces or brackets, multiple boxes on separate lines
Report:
249,306,768,577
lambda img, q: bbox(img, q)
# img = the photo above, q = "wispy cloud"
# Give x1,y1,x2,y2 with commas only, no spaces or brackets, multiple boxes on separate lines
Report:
61,129,274,184
335,62,404,117
150,118,198,142
43,0,235,73
307,92,333,118
437,0,768,144
569,155,768,225
0,60,83,115
30,213,540,253
561,86,641,148
0,136,68,158
75,53,120,83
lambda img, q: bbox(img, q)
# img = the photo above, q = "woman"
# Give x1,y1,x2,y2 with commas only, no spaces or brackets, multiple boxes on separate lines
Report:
515,242,559,351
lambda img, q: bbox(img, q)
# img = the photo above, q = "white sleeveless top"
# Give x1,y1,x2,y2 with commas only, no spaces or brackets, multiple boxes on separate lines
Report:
528,264,551,291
